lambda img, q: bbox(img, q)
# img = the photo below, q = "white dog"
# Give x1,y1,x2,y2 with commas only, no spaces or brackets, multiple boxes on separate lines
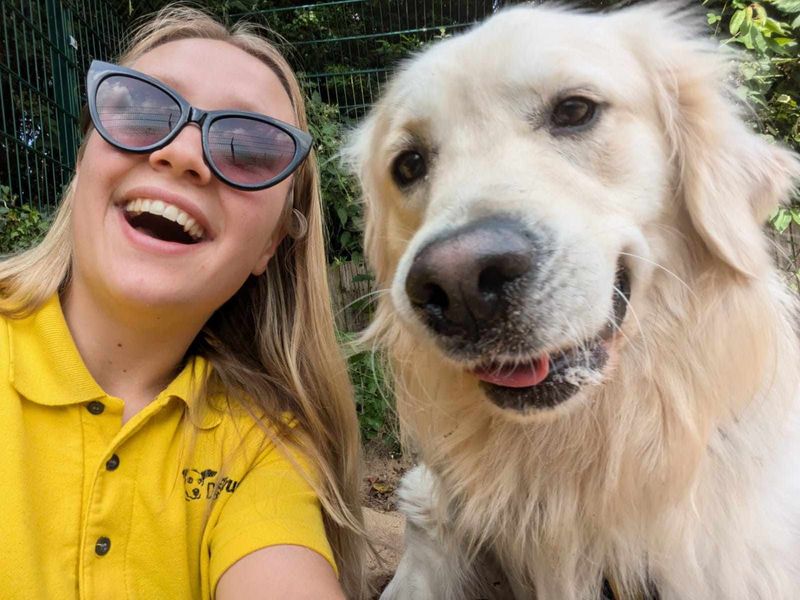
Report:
348,3,800,599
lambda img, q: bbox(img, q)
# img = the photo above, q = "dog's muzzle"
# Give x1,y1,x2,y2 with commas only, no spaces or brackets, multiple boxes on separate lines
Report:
404,216,631,412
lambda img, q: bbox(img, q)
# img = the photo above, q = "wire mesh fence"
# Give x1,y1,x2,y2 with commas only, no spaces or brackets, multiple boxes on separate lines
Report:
233,1,501,123
0,0,124,210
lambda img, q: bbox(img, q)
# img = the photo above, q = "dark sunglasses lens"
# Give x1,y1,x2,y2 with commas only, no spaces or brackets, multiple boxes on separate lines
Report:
95,75,181,148
208,117,297,187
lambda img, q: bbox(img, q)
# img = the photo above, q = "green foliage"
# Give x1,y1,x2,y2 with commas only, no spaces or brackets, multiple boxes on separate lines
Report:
375,33,426,62
0,186,51,254
771,204,800,232
339,332,397,449
705,0,800,231
704,1,799,146
305,90,363,262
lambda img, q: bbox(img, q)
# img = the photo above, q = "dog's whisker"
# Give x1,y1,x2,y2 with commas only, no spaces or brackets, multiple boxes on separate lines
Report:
619,251,697,301
610,285,649,365
339,287,391,313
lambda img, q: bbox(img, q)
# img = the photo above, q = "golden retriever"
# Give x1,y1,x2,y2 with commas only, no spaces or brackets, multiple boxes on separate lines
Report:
347,3,800,599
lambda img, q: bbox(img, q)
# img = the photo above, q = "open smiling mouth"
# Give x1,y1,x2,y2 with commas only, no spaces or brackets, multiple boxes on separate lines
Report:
472,266,631,412
122,199,206,245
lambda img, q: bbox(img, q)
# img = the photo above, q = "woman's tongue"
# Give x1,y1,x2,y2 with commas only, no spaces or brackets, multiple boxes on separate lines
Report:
473,355,550,388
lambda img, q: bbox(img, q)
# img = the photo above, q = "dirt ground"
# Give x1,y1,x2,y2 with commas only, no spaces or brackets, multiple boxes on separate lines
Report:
361,440,413,596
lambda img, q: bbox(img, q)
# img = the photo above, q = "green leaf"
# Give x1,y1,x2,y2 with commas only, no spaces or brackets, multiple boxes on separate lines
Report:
336,206,348,226
773,209,793,232
771,0,800,13
743,25,760,49
754,30,768,51
763,18,785,35
730,9,746,34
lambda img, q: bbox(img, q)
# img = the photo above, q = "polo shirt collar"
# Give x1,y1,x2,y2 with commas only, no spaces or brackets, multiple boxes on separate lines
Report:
9,295,222,428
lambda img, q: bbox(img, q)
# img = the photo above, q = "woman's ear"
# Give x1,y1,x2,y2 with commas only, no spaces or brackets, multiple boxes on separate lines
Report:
251,236,281,276
626,4,800,277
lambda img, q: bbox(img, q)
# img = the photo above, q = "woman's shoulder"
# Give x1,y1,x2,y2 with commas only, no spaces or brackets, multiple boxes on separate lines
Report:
195,378,298,449
0,296,57,369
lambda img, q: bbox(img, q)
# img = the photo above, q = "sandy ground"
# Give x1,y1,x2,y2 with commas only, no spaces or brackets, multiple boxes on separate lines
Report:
364,507,405,595
361,441,412,596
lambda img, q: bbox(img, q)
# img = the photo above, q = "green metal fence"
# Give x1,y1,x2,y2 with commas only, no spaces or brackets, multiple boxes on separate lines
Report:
0,0,124,211
232,0,501,122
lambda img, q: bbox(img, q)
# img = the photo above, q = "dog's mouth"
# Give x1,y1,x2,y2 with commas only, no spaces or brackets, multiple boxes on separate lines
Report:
472,266,631,412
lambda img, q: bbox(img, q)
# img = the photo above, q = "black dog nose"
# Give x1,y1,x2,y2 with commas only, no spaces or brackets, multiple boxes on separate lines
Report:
405,217,535,339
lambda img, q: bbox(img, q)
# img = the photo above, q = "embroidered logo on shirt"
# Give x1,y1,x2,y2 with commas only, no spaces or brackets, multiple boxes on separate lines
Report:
182,468,239,501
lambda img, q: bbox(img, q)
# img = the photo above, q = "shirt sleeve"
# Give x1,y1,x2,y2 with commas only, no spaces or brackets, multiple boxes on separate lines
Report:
208,443,336,592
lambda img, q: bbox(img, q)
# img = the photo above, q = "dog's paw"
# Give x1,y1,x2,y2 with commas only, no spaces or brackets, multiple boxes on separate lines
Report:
396,465,441,536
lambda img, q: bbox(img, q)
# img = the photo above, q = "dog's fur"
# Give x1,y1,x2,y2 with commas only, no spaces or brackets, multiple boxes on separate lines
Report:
348,3,800,599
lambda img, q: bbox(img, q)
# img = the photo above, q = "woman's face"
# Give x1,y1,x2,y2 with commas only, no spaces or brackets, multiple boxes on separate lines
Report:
70,38,297,322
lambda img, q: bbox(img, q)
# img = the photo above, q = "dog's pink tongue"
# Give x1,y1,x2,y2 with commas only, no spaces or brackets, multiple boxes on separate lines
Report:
473,356,550,388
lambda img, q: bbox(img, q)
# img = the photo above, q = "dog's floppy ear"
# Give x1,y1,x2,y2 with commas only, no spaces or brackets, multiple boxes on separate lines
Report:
627,5,800,277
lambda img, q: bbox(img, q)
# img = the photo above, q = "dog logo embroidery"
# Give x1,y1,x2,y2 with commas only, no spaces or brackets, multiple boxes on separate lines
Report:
182,468,240,501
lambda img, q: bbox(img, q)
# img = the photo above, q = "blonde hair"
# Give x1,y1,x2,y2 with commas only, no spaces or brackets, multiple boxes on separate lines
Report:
0,5,367,597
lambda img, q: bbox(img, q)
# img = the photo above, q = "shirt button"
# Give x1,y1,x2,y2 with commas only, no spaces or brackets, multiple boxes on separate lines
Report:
105,454,120,471
95,536,111,556
86,401,105,415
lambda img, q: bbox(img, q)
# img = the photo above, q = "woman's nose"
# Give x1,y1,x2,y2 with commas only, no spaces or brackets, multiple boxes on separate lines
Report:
148,124,213,185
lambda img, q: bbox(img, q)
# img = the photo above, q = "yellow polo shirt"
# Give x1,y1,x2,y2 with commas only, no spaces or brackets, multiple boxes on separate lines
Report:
0,295,335,599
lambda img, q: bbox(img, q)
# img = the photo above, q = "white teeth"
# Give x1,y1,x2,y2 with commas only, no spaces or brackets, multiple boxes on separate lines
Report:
123,198,206,240
163,205,178,221
150,200,166,215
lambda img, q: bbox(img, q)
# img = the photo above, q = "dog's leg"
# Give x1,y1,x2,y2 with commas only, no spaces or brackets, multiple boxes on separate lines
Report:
380,465,515,600
380,465,469,600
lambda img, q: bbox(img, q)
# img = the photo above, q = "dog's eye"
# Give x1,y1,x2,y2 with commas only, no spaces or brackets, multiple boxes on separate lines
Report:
391,150,427,187
551,97,597,129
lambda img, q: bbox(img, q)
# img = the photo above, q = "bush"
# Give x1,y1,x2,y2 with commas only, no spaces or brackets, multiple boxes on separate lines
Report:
704,0,800,229
305,90,363,263
0,186,51,254
338,332,398,450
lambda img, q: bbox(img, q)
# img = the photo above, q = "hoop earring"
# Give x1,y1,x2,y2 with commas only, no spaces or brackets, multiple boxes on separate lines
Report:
287,208,308,240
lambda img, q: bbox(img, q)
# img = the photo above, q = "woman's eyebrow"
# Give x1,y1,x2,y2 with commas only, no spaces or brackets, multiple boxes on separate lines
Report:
149,71,269,114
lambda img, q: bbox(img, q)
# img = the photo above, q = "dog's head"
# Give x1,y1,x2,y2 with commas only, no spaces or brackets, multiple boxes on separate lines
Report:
182,468,216,500
348,4,800,417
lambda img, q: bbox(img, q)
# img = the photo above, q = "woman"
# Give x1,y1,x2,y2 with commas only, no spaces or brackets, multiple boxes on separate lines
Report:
0,5,366,599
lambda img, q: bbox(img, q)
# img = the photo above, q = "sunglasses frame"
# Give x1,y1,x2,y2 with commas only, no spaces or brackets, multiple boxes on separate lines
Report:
86,60,313,191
